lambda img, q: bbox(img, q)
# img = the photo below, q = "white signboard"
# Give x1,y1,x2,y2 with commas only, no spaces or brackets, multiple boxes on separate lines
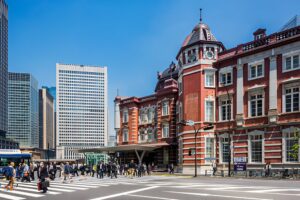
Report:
234,157,247,163
0,149,21,154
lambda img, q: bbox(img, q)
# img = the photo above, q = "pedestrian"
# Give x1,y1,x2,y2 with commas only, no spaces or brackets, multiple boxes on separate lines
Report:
29,162,35,181
49,162,56,180
63,162,71,183
137,164,142,177
265,162,271,177
99,161,105,179
128,160,135,179
111,162,117,179
80,164,85,176
73,163,79,176
169,163,174,174
39,162,49,193
92,164,97,177
52,162,57,179
106,163,111,177
124,164,128,176
21,162,31,182
60,163,64,178
4,162,16,191
147,164,151,175
212,161,217,176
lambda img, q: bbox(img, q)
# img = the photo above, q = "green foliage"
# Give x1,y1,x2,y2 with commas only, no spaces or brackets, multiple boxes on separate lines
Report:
289,129,300,160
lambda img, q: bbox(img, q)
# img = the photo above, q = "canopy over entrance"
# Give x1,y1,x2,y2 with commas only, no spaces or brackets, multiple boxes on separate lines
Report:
73,142,170,164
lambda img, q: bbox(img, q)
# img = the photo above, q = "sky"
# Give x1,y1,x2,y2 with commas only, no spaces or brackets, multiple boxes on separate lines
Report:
7,0,299,136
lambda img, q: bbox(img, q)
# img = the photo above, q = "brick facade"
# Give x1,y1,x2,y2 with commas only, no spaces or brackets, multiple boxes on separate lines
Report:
115,19,300,174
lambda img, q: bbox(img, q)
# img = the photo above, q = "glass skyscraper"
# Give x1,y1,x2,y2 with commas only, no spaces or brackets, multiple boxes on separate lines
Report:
56,63,108,159
0,0,8,138
8,72,39,148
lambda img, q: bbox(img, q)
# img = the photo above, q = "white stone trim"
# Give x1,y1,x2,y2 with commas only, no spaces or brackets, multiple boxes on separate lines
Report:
282,50,300,73
248,60,265,81
248,130,265,164
204,97,215,122
204,70,215,88
282,127,300,163
236,61,244,114
248,89,265,118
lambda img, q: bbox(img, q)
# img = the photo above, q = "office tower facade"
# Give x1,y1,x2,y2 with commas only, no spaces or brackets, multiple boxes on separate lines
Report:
39,87,55,150
8,73,39,148
56,63,108,159
0,0,8,138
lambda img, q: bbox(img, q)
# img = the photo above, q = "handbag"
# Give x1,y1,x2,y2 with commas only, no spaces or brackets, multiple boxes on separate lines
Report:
41,180,50,188
37,182,42,191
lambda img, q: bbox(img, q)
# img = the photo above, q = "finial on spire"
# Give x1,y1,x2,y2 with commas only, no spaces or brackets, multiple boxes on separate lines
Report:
200,8,203,22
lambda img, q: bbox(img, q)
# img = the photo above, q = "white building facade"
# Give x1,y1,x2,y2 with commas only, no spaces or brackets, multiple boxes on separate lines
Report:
56,63,108,159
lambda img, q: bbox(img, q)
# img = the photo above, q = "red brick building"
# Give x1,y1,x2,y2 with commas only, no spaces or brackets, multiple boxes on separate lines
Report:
114,63,178,168
115,16,300,174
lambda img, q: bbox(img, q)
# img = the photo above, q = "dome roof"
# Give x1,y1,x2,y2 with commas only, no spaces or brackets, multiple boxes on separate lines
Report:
181,22,218,48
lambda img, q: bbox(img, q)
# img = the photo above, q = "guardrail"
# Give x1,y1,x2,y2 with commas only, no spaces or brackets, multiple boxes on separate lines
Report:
205,168,300,179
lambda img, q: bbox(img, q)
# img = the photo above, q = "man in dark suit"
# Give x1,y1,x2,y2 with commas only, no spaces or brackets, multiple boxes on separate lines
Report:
39,162,49,193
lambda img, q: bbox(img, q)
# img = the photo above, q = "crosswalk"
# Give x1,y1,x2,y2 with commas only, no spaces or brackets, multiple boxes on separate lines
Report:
0,175,161,200
2,176,298,200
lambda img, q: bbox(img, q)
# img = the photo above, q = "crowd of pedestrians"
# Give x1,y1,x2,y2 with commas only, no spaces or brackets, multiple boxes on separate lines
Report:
1,160,155,193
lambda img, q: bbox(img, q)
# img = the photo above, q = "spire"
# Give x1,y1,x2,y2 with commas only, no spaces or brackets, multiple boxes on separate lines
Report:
200,8,203,23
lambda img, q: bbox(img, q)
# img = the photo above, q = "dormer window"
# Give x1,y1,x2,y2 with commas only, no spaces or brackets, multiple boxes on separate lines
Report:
253,28,266,40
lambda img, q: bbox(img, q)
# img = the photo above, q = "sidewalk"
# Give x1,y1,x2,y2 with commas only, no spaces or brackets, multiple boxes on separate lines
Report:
151,172,300,181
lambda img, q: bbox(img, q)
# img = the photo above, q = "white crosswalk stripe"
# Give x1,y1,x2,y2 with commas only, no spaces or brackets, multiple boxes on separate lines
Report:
0,175,163,200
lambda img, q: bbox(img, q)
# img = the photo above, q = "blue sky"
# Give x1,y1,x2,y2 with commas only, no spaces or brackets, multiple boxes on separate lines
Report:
7,0,299,135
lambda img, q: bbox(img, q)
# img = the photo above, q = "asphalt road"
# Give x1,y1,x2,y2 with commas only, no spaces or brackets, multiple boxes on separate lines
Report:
1,175,300,200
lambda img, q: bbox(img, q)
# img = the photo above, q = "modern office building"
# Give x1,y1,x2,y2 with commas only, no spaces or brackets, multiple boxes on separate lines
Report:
0,0,8,139
56,63,108,159
7,72,39,148
39,87,55,150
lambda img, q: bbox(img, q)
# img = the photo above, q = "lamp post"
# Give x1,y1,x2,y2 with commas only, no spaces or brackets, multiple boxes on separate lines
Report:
178,120,213,177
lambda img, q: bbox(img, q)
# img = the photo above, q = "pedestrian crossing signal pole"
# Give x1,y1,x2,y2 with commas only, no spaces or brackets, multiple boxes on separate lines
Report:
47,142,50,164
178,120,213,177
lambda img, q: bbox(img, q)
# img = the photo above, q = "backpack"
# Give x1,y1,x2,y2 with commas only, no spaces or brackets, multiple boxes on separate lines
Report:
4,167,13,177
64,165,70,174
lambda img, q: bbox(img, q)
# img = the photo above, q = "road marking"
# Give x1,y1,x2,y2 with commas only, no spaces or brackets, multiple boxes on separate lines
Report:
90,186,158,200
10,186,61,195
0,188,44,197
127,194,179,200
165,191,274,200
15,183,75,192
260,192,300,196
249,189,300,193
0,192,26,200
206,186,273,190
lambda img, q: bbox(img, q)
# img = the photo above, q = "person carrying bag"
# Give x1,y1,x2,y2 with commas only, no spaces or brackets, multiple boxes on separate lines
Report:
38,162,49,193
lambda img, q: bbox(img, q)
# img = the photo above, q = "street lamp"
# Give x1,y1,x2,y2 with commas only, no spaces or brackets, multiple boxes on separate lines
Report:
178,120,213,177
